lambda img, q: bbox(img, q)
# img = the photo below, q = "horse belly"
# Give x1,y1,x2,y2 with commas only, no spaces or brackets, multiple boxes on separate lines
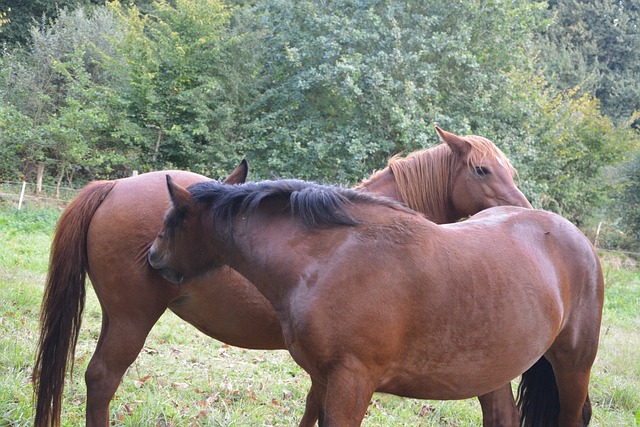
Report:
169,268,285,349
377,355,532,401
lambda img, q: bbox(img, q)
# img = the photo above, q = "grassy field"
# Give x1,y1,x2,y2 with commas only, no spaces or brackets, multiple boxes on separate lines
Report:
1,205,639,426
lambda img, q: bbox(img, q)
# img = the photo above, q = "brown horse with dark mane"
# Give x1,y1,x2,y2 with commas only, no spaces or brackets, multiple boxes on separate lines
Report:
149,178,603,427
33,127,530,426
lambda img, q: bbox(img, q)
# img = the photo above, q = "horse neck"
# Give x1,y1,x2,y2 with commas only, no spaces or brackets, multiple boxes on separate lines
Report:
386,146,458,224
355,168,401,201
226,212,304,311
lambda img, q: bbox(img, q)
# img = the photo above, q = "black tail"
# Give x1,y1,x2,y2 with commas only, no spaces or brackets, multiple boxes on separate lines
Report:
516,356,592,427
582,393,592,425
517,357,559,427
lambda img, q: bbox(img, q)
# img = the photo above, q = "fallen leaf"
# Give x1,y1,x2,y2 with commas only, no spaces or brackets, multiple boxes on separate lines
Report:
142,347,158,355
171,382,189,390
134,375,152,388
195,410,211,420
418,404,435,417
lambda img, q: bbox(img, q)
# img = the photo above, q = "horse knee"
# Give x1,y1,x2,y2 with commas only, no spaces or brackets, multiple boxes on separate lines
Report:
85,356,121,398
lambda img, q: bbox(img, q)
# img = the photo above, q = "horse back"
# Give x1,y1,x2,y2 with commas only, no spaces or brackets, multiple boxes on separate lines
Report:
468,206,604,330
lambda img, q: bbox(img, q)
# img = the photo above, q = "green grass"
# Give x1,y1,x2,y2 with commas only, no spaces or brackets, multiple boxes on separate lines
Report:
1,205,639,426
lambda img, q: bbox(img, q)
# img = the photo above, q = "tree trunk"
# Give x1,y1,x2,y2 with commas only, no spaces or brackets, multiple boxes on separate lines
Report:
55,166,65,199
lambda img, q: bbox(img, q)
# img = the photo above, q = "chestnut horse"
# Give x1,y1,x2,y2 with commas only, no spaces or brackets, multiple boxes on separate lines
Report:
149,178,603,427
33,127,530,426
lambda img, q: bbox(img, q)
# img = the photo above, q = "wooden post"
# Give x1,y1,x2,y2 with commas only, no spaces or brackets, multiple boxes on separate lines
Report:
36,162,45,193
18,181,26,210
594,221,602,248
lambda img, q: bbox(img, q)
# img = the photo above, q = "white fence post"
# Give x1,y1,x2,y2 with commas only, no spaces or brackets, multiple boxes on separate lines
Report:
594,221,602,248
18,181,27,210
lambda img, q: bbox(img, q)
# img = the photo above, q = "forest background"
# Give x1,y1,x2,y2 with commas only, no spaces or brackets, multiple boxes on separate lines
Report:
0,0,638,253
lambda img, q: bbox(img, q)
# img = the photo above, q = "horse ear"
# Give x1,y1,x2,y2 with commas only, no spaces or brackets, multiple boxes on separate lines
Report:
166,175,193,211
435,125,471,155
224,159,249,184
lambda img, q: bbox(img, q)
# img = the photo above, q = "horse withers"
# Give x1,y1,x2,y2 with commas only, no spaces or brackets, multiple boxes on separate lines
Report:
149,178,603,427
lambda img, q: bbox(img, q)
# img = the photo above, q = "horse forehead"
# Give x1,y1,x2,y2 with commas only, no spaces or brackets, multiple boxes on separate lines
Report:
473,153,513,176
479,154,506,168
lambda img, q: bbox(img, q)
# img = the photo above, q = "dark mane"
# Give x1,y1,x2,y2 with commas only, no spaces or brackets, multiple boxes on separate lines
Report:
188,179,409,228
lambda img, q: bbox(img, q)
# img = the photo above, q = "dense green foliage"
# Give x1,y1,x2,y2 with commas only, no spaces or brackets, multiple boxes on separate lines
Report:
240,1,547,182
0,0,104,46
537,0,640,125
0,0,638,250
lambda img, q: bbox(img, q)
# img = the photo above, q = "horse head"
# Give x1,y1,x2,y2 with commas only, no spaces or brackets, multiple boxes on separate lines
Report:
148,160,248,284
435,126,532,218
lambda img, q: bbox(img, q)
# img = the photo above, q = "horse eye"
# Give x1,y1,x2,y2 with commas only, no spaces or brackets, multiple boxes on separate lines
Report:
474,166,490,177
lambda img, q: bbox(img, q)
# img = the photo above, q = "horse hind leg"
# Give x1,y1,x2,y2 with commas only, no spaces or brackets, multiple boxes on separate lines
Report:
85,308,165,426
517,355,594,427
544,276,601,425
548,357,593,427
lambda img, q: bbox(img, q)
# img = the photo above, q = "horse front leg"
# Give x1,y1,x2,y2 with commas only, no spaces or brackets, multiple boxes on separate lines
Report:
320,365,376,427
477,383,519,427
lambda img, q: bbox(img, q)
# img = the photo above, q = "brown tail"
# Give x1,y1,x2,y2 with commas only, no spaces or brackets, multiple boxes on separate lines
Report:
32,180,116,427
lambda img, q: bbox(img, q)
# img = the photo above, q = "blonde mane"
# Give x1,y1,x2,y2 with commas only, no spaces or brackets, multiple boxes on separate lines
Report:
381,135,516,223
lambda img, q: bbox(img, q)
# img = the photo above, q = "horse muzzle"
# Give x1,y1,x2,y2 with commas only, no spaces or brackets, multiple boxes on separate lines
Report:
499,188,532,209
147,249,184,284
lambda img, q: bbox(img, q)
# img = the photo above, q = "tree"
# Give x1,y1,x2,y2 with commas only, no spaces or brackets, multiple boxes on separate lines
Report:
110,0,258,177
0,0,635,250
614,152,640,251
536,0,640,125
242,0,548,182
0,6,129,183
0,0,105,47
